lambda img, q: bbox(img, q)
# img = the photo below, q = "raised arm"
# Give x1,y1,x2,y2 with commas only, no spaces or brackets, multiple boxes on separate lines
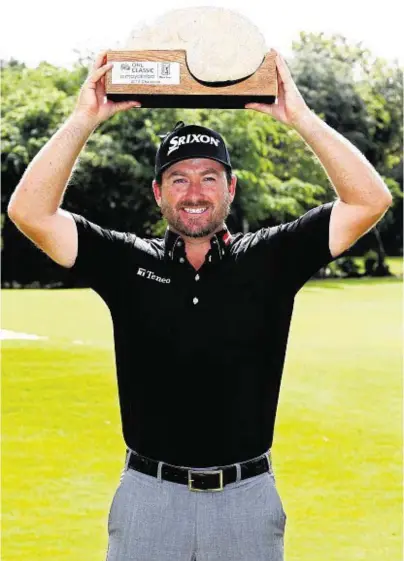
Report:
289,110,392,258
7,51,141,268
245,51,393,259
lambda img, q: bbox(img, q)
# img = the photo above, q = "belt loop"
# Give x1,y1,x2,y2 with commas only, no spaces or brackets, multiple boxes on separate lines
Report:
235,463,241,482
157,461,164,482
124,449,131,471
266,450,272,473
125,446,139,470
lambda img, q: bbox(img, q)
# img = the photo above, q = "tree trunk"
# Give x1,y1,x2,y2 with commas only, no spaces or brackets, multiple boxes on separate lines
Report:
372,226,392,276
373,226,386,265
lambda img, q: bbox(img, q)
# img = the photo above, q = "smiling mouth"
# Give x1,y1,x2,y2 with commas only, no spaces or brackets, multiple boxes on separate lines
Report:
181,207,209,215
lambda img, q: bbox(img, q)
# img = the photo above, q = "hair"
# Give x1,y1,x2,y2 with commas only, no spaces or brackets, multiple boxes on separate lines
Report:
155,165,233,186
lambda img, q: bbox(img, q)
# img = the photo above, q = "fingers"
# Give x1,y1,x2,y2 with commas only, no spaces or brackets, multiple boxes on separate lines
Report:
111,100,142,115
274,53,296,93
271,49,286,76
276,56,289,81
87,62,113,87
244,103,273,115
92,50,109,72
116,100,142,110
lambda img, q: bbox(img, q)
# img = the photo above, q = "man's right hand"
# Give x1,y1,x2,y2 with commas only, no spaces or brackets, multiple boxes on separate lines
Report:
73,50,141,126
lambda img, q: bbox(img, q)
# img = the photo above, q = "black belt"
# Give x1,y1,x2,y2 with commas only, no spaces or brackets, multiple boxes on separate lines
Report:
127,451,271,492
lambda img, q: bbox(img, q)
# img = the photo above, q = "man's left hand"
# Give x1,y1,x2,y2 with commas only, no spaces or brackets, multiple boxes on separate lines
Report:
245,51,311,129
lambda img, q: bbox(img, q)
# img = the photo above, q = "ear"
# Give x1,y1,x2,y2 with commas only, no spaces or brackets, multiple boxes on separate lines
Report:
152,179,162,207
228,174,237,202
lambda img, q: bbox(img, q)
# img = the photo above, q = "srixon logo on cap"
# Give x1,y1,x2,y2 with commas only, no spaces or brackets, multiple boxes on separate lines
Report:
167,134,220,156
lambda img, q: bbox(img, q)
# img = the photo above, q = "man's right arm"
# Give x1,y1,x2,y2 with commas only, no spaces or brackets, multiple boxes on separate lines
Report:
7,116,97,268
7,50,141,268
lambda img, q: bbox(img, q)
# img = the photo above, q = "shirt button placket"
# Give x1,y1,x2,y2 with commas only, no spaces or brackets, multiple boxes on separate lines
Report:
192,273,200,305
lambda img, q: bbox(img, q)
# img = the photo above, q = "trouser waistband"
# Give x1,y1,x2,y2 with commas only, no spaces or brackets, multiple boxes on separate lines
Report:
125,449,272,492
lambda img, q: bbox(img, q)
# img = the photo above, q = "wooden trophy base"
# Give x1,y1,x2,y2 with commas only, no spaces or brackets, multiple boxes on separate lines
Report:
106,50,277,109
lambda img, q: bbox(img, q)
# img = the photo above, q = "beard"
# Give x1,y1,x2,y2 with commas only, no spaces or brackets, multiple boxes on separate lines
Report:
160,193,232,238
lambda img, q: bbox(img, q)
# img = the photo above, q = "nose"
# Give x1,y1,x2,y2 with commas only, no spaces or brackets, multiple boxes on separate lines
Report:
185,178,204,198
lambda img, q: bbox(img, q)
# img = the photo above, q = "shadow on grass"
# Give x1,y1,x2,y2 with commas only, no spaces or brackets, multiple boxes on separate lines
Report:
308,276,402,290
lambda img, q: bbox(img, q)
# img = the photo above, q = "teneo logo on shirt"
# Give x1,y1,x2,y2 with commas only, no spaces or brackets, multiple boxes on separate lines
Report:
167,134,220,156
137,267,171,284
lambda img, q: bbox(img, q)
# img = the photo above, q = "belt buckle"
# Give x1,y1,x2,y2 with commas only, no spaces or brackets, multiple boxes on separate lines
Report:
188,469,224,492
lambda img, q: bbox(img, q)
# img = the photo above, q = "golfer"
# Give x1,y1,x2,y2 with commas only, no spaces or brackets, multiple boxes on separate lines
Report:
8,51,392,561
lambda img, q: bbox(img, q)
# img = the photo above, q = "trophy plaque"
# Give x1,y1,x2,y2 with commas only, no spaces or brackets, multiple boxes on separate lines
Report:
105,49,277,109
105,7,277,109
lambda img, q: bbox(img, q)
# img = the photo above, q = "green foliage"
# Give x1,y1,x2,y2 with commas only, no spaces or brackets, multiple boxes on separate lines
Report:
326,256,362,278
291,33,403,185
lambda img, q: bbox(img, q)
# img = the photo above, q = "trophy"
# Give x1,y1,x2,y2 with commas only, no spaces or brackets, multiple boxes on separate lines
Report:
105,7,278,109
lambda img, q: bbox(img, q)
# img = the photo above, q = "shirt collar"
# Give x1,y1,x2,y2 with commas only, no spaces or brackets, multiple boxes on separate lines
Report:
164,225,232,264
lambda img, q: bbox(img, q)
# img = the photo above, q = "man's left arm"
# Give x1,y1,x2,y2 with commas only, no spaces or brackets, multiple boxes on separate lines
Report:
245,51,393,259
291,111,393,258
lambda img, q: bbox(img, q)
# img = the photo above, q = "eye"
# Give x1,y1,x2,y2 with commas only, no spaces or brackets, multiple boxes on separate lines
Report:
204,176,216,181
173,178,187,184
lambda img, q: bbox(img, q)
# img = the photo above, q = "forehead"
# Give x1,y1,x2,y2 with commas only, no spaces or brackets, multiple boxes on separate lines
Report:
165,158,226,175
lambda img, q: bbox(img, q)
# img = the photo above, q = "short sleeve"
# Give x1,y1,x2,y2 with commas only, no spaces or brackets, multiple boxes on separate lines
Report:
68,212,135,296
273,201,338,293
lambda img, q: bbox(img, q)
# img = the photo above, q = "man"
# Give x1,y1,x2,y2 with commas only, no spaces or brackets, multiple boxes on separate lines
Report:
8,50,392,561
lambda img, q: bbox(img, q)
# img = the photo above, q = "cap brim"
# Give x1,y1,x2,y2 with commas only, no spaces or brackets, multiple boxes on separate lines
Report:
156,156,232,178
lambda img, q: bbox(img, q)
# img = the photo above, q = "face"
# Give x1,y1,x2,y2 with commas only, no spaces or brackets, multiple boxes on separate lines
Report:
152,158,236,238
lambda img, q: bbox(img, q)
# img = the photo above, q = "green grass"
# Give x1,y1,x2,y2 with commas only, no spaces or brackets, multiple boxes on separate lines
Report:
1,279,402,561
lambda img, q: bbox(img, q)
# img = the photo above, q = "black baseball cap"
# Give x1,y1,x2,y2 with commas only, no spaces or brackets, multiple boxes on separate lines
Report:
155,121,232,180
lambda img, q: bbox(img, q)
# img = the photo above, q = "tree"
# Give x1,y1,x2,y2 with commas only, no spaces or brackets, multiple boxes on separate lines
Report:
289,32,403,261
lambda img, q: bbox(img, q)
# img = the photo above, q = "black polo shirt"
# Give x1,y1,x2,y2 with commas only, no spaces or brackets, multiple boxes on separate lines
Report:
68,200,337,467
